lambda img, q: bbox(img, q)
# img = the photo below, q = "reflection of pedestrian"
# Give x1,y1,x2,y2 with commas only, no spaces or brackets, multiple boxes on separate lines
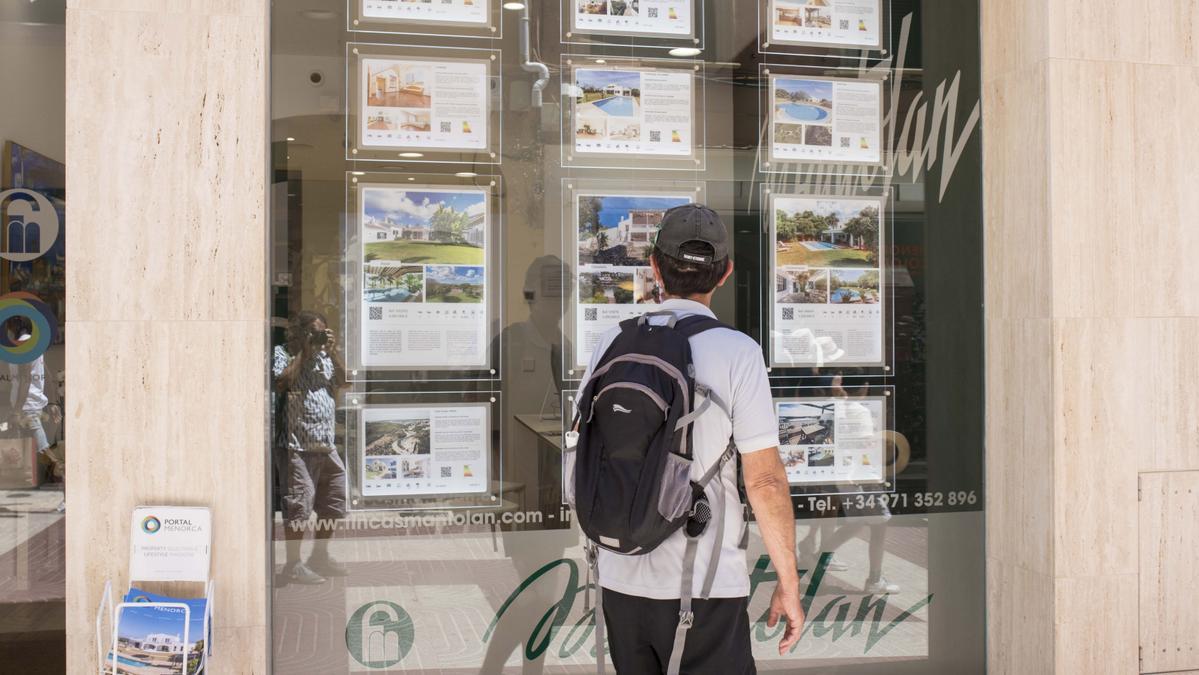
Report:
273,311,349,585
3,317,62,508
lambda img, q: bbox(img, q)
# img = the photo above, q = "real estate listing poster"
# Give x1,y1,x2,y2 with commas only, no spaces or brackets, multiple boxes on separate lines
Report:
573,0,693,37
776,397,885,485
573,191,694,367
768,74,882,164
769,0,882,49
359,184,490,370
108,588,208,674
360,56,489,150
573,66,693,157
362,0,490,25
771,194,883,367
360,405,489,497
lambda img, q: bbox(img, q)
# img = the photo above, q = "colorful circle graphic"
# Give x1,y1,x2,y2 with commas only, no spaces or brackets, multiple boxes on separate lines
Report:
141,516,161,534
0,292,56,364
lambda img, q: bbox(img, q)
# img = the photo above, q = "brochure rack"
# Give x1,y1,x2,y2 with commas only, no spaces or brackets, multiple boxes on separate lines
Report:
95,506,215,674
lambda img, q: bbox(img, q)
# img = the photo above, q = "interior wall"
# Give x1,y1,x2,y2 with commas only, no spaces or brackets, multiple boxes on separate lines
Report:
984,1,1199,673
64,2,269,674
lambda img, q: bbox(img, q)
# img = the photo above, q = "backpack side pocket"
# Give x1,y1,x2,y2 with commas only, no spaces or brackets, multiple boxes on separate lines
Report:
656,452,693,521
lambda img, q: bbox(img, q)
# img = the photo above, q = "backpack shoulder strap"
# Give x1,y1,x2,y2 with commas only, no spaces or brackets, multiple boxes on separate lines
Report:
674,314,734,338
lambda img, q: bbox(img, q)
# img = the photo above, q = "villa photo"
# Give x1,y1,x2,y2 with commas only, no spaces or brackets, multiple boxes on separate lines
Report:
575,69,642,120
364,263,423,304
576,194,688,266
610,0,638,16
426,265,485,303
365,416,432,456
774,199,880,267
608,121,641,141
774,78,833,126
775,268,828,304
808,446,835,467
778,401,835,445
635,268,663,304
365,457,398,481
366,61,432,109
576,115,606,139
775,0,829,26
362,188,486,266
829,268,880,304
579,270,635,304
578,0,608,15
400,457,429,479
804,6,832,28
398,109,431,132
108,595,206,675
782,448,807,469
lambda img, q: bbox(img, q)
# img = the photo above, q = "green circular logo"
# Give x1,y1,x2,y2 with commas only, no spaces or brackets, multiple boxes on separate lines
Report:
346,600,415,669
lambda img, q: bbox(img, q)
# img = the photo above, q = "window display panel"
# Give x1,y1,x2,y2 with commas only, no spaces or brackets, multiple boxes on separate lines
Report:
347,43,501,164
562,56,704,170
763,0,884,51
270,0,986,672
567,0,696,39
351,0,502,39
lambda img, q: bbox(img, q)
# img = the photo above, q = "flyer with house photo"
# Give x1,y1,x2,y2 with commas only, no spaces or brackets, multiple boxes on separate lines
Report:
360,405,489,497
360,56,489,150
107,588,208,675
769,0,881,49
362,0,490,25
573,191,693,367
573,66,693,157
776,397,885,485
573,0,692,37
768,74,881,164
771,194,883,367
359,185,490,370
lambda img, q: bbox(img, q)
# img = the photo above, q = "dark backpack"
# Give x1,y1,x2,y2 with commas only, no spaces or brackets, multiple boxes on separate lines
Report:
566,310,741,675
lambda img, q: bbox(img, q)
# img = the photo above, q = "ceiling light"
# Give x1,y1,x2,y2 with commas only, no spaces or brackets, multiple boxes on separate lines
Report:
351,171,365,176
502,2,526,9
455,172,478,178
668,47,702,57
285,137,295,142
407,177,415,181
595,59,606,64
399,152,424,158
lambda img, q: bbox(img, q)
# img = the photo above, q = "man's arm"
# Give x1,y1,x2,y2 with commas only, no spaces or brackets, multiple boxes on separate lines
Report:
742,447,804,654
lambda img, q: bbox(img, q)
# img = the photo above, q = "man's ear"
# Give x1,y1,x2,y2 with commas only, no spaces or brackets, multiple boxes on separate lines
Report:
717,259,734,287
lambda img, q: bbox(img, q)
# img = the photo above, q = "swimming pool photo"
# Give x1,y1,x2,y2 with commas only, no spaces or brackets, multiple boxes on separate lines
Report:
777,102,830,123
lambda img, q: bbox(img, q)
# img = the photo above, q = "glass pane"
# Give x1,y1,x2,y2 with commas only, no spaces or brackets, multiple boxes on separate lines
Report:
0,1,67,671
270,0,984,671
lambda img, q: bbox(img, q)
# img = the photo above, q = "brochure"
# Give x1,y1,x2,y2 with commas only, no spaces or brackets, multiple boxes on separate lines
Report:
770,194,883,367
108,588,208,675
362,0,490,25
776,397,885,485
573,66,694,157
769,0,881,49
360,56,489,151
768,75,882,164
358,185,490,371
573,0,692,37
361,405,489,497
572,191,694,368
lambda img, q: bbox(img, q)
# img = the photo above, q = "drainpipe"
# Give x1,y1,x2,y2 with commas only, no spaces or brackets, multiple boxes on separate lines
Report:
519,3,550,108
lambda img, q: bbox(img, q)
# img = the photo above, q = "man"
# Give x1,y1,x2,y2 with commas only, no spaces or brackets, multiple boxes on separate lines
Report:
272,310,349,584
578,205,804,673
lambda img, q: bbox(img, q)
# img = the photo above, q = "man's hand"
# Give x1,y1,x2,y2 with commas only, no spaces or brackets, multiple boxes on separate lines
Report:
767,580,805,654
324,329,337,353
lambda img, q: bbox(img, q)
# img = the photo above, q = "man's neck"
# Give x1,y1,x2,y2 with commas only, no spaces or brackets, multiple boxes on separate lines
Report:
662,293,714,308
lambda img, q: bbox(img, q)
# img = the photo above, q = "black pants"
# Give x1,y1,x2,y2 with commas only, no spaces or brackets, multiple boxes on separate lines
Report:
601,588,756,675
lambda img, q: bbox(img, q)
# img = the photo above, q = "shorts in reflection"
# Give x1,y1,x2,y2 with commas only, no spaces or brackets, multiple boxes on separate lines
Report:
284,449,348,522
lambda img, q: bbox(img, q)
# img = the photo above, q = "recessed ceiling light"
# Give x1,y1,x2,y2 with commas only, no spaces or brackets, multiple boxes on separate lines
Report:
285,137,295,142
502,2,526,9
407,177,415,181
302,9,336,20
595,59,606,64
351,171,365,176
455,172,478,178
399,152,424,158
668,47,702,57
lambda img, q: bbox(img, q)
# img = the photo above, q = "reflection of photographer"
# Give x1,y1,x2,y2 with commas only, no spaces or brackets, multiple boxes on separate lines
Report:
1,317,61,505
272,311,349,585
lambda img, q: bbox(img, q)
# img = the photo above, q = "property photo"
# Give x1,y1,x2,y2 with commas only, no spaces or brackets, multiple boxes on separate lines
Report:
576,194,689,266
778,401,836,445
366,61,432,109
365,457,398,481
805,125,833,146
775,0,829,26
774,199,880,267
362,188,486,266
635,268,663,304
426,265,485,303
108,603,205,675
782,448,807,470
576,115,606,139
803,6,833,28
576,69,642,120
775,268,828,304
608,121,641,141
807,446,835,467
398,109,431,133
774,123,806,144
365,416,432,456
610,0,638,16
774,78,833,126
578,0,608,15
400,457,429,479
366,111,396,131
829,268,880,304
579,270,635,304
364,263,423,304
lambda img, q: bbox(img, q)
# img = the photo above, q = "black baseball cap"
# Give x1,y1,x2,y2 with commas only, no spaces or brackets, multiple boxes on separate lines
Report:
653,204,729,264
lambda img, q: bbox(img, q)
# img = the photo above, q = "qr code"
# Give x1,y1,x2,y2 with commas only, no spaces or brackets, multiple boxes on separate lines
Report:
840,20,850,29
782,307,795,321
840,137,851,148
440,466,452,478
440,121,452,133
647,7,658,18
584,307,598,321
369,306,383,320
649,130,661,143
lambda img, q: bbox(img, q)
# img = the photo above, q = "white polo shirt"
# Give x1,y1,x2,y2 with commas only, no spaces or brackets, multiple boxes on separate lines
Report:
578,298,780,599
